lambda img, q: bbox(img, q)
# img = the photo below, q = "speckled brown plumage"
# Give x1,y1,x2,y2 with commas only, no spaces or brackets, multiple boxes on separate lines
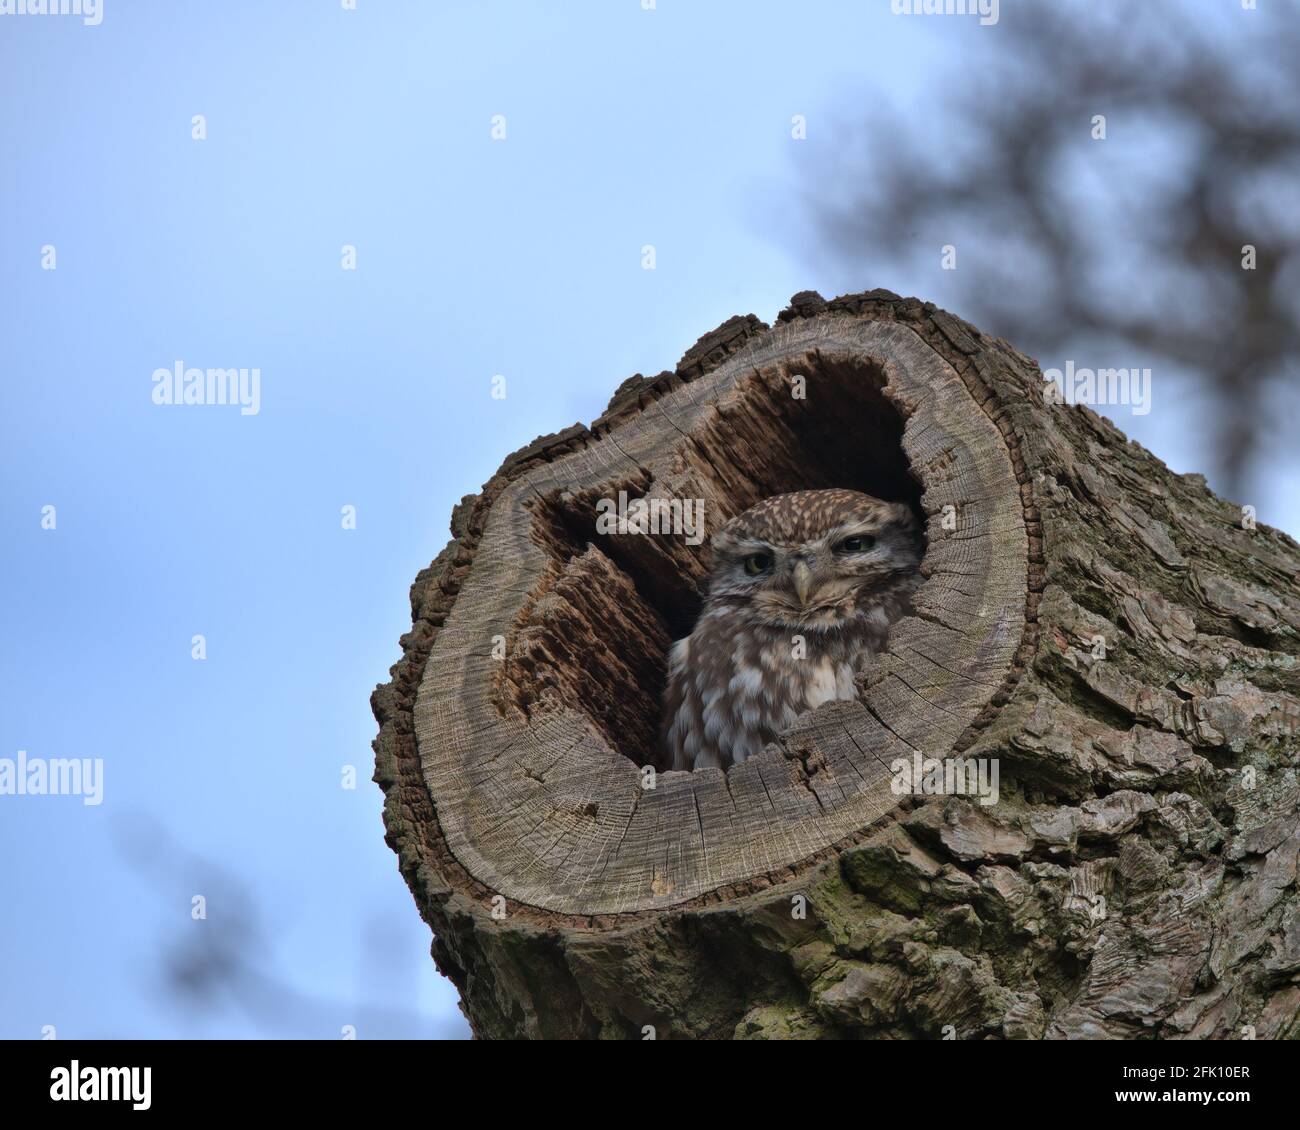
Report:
663,489,923,771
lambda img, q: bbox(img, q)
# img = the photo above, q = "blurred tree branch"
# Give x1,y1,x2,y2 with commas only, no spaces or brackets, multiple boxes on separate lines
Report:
805,0,1300,499
113,812,463,1039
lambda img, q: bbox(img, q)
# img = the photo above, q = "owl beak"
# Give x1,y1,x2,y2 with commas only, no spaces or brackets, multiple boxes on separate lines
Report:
792,560,813,606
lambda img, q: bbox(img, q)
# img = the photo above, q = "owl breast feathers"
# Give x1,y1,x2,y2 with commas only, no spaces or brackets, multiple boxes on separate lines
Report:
662,488,922,771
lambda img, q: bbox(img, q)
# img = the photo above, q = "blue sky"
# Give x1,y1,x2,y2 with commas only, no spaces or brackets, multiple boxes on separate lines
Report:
1,0,1291,1039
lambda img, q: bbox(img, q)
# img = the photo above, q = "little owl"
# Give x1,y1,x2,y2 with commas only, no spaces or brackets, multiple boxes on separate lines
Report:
663,488,923,771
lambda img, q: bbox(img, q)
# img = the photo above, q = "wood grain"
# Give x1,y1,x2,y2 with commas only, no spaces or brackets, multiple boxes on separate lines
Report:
413,316,1027,914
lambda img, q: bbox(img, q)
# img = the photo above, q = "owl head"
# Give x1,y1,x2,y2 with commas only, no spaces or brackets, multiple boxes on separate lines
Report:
704,488,922,630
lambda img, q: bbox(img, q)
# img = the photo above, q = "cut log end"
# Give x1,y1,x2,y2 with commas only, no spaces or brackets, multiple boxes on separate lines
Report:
399,303,1031,916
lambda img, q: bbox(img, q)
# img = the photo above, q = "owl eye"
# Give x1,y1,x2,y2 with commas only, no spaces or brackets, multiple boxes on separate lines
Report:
836,535,875,554
743,552,773,576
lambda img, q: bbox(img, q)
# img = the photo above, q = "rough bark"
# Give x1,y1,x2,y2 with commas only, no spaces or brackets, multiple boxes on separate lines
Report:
372,290,1300,1040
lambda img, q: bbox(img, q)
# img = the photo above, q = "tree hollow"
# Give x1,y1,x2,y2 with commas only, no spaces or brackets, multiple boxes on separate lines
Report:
412,314,1029,915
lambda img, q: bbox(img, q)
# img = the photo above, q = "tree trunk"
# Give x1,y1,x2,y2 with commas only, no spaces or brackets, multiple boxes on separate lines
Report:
371,290,1300,1040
